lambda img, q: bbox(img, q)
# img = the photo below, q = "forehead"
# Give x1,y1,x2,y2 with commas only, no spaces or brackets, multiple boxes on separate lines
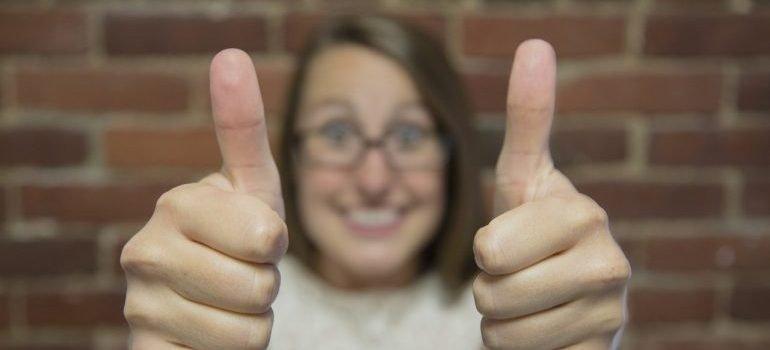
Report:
299,44,424,126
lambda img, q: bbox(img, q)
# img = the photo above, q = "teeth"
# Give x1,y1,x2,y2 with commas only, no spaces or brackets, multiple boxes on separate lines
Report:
349,209,398,227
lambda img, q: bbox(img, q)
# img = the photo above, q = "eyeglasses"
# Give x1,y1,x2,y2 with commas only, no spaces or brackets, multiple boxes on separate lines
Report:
295,119,449,170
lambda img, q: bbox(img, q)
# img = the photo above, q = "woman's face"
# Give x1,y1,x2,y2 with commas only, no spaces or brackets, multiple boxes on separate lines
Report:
295,45,446,288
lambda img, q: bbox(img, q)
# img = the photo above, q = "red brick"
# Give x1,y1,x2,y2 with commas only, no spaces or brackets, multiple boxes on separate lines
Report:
0,9,87,54
0,293,7,329
1,344,92,350
463,71,507,114
645,14,770,56
558,71,722,114
21,184,174,224
15,68,189,112
463,15,625,58
737,72,770,111
25,290,126,327
650,128,770,167
645,236,770,271
0,188,6,223
730,286,770,320
104,14,267,55
283,12,446,52
578,181,724,220
0,238,96,278
0,128,88,167
744,180,770,216
105,126,219,169
477,126,627,167
629,288,716,324
653,0,731,11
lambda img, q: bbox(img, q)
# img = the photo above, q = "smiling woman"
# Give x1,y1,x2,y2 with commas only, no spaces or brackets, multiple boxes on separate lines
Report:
278,16,484,295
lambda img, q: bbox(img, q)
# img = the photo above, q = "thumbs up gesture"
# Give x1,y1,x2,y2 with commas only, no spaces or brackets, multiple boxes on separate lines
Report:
472,40,631,349
121,49,286,349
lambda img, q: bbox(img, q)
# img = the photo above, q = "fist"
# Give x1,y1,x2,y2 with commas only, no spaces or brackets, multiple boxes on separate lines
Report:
472,40,631,350
120,49,286,349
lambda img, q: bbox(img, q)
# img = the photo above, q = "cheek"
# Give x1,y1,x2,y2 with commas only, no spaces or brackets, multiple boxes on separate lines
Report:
405,172,445,208
298,168,346,202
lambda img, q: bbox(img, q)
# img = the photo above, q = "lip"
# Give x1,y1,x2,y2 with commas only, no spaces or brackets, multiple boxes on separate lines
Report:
343,209,406,238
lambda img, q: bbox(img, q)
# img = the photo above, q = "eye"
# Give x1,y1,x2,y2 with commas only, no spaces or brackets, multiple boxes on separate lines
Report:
390,123,428,150
319,120,357,146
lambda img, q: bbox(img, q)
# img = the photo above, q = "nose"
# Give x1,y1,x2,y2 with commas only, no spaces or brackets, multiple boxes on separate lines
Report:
354,148,394,204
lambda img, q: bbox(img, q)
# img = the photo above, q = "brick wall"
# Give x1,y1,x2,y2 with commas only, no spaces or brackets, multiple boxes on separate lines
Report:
1,0,769,349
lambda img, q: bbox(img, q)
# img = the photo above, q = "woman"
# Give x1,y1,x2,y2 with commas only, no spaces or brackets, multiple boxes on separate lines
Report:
120,16,630,349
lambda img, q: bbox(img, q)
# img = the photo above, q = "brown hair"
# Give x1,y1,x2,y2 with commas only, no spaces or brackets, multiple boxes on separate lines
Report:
278,15,483,298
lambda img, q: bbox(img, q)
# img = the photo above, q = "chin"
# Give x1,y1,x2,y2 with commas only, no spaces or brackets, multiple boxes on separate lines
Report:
344,242,413,282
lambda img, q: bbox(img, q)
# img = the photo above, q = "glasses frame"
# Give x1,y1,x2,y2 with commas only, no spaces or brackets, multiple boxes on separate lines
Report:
293,120,453,171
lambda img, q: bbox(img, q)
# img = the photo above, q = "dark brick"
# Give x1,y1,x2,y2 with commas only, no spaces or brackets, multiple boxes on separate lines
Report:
0,9,87,54
629,288,716,324
0,128,88,167
744,179,770,217
105,126,219,169
463,15,625,58
578,181,724,220
730,286,770,320
645,14,770,56
558,71,722,114
105,14,267,55
0,238,96,277
21,184,174,224
645,236,770,271
15,68,189,112
25,290,126,327
650,128,770,167
737,72,770,111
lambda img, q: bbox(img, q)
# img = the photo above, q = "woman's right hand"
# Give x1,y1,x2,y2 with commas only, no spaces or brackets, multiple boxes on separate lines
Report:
120,49,286,349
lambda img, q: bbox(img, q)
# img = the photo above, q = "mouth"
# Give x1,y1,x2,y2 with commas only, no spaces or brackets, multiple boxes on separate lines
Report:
343,207,405,238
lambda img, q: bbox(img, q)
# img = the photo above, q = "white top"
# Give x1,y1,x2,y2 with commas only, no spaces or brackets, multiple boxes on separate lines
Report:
271,255,484,349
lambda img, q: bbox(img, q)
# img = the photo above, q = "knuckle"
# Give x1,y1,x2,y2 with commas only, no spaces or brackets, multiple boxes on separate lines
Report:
472,274,496,317
590,250,632,289
155,184,197,217
566,195,609,233
252,212,288,261
123,291,159,330
597,299,627,335
480,318,504,350
473,226,502,274
120,235,166,278
246,309,274,350
251,266,280,312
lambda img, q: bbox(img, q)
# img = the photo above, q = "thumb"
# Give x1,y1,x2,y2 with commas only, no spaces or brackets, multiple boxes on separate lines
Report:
209,48,284,217
495,39,557,210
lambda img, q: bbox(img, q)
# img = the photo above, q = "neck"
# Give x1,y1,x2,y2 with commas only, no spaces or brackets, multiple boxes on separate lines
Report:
317,256,419,291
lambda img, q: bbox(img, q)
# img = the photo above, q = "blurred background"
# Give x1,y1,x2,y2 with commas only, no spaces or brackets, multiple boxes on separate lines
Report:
1,0,769,349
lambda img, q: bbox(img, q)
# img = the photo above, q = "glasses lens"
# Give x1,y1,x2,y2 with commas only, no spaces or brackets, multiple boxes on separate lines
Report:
302,120,362,166
384,124,445,169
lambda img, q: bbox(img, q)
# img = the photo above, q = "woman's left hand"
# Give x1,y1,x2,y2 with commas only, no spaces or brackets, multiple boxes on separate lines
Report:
472,39,631,350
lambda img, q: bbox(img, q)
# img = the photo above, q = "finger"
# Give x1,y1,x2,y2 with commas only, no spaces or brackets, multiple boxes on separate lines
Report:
130,332,190,349
481,295,616,350
210,48,283,216
166,234,279,314
474,193,602,275
157,183,288,264
496,39,558,208
474,233,626,319
149,284,274,350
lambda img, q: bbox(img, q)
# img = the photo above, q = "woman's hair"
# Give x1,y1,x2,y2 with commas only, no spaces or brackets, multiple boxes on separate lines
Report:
278,15,484,298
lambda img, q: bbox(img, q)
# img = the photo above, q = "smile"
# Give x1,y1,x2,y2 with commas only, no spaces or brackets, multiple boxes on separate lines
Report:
344,208,405,238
